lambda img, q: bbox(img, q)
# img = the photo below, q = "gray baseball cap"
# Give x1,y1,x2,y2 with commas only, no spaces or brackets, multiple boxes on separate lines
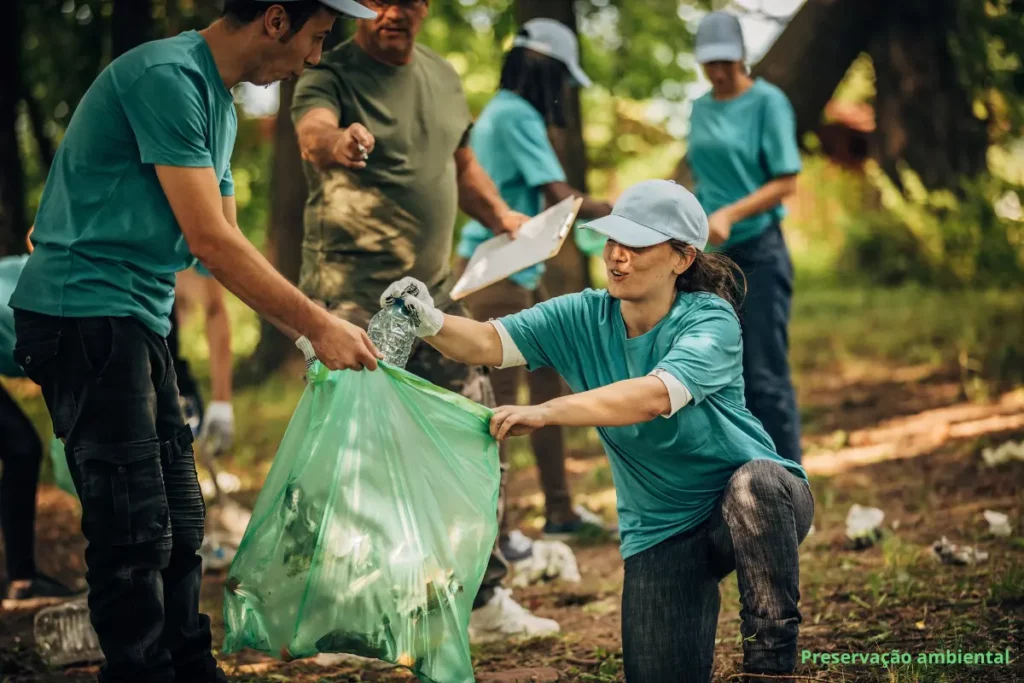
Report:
694,11,745,64
513,18,592,88
266,0,378,20
582,180,709,252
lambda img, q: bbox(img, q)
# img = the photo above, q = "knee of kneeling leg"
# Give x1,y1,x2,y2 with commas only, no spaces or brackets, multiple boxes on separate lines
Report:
724,460,788,510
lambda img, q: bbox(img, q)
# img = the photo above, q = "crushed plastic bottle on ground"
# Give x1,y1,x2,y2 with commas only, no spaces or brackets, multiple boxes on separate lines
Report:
34,598,103,667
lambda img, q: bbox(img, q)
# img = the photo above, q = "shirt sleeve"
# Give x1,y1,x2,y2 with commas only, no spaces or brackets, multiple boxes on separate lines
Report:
501,108,567,189
653,305,743,405
489,320,527,369
497,294,582,375
292,65,342,125
760,90,802,178
219,164,235,197
121,65,214,168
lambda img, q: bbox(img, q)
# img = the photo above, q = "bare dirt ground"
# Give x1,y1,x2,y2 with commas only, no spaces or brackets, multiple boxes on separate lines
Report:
1,364,1022,682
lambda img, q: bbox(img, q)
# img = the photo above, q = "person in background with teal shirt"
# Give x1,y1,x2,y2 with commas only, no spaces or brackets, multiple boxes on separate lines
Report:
456,18,614,550
684,11,803,464
0,232,79,607
8,2,384,682
381,180,813,682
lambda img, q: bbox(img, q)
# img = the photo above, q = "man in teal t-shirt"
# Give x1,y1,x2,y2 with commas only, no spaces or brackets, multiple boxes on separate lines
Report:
8,2,383,682
455,19,615,545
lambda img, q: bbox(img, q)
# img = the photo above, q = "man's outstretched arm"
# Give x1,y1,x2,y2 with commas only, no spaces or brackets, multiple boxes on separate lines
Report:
156,165,380,371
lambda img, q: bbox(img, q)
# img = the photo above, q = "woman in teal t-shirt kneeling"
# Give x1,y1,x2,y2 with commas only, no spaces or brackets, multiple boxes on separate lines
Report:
380,180,813,682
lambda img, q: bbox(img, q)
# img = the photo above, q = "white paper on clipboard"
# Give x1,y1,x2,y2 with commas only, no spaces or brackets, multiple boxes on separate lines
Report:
451,196,583,301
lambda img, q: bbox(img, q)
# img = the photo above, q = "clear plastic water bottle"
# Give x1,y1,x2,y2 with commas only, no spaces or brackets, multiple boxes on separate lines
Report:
34,598,104,667
367,301,416,369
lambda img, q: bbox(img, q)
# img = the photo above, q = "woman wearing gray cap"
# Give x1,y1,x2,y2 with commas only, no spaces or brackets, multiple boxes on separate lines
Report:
687,11,803,465
379,179,813,682
455,18,615,550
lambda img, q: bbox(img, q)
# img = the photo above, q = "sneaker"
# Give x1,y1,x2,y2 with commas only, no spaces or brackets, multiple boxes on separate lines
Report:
499,530,534,563
3,573,80,609
542,505,618,543
468,588,560,644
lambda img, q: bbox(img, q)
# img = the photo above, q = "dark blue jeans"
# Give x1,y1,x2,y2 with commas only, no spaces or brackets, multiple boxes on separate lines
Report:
0,382,42,580
13,310,219,683
726,224,802,464
621,460,814,682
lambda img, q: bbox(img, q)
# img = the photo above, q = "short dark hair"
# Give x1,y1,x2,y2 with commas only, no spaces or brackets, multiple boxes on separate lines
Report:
222,0,332,38
499,32,571,128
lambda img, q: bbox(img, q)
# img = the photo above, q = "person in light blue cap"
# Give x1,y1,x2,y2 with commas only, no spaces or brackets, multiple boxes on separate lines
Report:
455,17,615,549
379,179,813,681
686,10,804,466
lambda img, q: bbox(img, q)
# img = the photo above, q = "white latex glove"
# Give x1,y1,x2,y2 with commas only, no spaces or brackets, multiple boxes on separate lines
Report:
379,276,435,309
200,401,235,452
401,297,444,338
380,278,444,338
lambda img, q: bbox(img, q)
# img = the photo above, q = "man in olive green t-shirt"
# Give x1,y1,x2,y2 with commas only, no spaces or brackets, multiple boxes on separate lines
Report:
292,0,558,645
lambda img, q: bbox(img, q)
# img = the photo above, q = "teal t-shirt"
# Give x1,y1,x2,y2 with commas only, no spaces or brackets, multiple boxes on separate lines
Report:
11,31,237,337
500,289,807,559
688,78,801,249
457,90,567,291
0,255,29,378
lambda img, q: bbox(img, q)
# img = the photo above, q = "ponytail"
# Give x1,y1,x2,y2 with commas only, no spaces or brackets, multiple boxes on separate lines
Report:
670,240,746,314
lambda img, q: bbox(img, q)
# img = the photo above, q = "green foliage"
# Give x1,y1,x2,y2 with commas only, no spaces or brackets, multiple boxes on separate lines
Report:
837,163,1024,288
950,0,1024,142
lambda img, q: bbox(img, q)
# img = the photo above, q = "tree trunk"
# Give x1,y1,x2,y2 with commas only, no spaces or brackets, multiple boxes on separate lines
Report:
752,0,887,141
244,80,309,380
0,3,26,256
244,25,350,379
868,0,988,191
516,0,592,296
112,0,154,59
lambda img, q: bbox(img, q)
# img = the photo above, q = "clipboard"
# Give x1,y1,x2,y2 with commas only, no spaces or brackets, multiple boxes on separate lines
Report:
450,196,584,301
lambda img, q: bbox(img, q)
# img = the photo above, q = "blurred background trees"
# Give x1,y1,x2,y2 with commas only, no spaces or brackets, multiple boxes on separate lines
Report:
1,0,1021,376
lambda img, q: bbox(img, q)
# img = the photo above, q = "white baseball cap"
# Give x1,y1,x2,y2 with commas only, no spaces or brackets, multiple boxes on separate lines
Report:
583,180,709,252
512,18,592,88
268,0,378,20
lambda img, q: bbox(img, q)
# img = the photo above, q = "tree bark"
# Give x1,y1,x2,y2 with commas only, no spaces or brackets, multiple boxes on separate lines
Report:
868,0,988,191
24,93,55,172
244,25,349,379
244,80,309,380
0,3,26,256
516,0,592,296
752,0,887,142
112,0,154,59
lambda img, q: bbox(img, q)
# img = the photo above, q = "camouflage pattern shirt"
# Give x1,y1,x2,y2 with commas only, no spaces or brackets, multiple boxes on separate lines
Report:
292,40,473,326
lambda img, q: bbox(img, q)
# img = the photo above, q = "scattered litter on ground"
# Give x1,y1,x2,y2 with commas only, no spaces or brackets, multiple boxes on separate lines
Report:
845,504,885,549
931,536,989,565
981,440,1024,466
511,540,581,587
982,510,1013,537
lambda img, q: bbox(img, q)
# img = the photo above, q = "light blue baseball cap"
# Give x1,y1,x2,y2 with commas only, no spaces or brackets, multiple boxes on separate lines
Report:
582,179,709,252
695,11,745,64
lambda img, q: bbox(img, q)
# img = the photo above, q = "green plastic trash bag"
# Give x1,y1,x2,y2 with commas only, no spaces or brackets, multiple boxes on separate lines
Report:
223,361,500,683
49,437,77,498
